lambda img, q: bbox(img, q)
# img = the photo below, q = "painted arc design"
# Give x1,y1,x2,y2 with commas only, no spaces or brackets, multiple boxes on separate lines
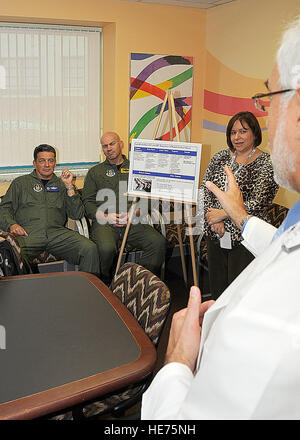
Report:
203,90,269,133
129,54,194,142
204,90,268,117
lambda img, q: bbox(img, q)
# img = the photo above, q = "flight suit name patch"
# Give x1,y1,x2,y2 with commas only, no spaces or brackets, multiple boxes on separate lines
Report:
46,186,59,192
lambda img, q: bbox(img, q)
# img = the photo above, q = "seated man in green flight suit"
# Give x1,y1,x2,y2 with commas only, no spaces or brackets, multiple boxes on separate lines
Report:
82,131,166,285
0,144,100,275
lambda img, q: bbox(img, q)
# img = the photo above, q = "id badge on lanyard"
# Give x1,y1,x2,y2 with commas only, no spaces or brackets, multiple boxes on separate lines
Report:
224,148,256,191
220,231,232,249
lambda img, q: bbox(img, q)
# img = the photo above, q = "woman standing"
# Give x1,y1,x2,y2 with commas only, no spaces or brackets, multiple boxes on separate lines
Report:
201,111,279,300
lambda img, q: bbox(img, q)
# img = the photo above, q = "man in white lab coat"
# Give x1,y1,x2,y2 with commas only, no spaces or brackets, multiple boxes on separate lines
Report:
142,16,300,419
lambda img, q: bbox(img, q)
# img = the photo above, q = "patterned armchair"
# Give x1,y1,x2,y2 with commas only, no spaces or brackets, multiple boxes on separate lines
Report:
0,231,25,275
262,202,289,228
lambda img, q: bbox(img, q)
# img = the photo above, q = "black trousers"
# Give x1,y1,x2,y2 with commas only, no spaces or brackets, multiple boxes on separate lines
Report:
206,237,255,301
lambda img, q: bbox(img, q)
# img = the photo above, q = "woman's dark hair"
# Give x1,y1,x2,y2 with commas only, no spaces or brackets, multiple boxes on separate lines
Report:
33,144,56,161
226,111,262,152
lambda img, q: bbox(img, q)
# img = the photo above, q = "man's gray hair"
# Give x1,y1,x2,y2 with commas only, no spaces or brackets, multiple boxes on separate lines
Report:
277,15,300,91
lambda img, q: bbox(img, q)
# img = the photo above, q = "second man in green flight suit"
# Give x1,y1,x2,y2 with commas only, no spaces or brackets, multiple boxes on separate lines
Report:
82,131,166,285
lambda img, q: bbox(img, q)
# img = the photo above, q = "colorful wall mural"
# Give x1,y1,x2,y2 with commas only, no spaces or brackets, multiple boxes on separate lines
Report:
202,51,269,153
203,89,267,133
129,53,194,144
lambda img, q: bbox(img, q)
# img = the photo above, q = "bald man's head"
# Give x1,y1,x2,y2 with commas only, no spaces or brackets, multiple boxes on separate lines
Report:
100,131,124,165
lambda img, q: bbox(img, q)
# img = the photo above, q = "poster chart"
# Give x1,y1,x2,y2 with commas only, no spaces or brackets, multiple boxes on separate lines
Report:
128,138,202,203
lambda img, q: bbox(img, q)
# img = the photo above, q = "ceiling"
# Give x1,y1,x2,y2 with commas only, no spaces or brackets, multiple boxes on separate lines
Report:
122,0,238,9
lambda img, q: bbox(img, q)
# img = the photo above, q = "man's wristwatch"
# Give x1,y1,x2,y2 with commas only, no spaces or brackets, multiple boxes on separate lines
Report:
66,185,74,191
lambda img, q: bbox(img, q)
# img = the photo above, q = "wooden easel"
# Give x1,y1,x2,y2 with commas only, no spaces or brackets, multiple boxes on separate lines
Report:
115,89,198,287
152,90,197,286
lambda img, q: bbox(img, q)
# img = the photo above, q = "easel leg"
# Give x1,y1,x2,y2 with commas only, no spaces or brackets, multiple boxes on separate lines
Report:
168,90,173,141
176,223,188,286
114,198,138,278
151,88,192,286
187,217,198,287
152,92,168,140
189,232,198,287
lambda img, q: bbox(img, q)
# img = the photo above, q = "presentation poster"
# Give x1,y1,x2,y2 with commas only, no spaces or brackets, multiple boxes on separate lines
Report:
128,139,202,203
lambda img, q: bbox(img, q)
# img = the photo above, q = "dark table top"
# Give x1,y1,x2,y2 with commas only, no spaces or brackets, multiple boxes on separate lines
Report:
0,271,156,419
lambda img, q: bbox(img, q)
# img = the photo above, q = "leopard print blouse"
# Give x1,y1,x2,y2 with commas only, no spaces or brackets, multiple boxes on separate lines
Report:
200,148,279,246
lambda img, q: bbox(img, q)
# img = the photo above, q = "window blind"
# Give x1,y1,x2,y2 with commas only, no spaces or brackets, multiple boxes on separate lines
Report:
0,23,101,171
